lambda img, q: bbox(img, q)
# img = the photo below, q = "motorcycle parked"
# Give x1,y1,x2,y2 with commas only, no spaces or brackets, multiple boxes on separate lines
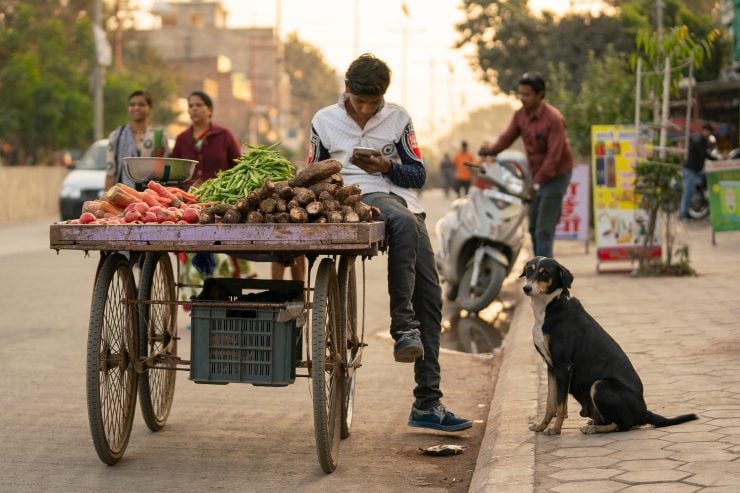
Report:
435,156,531,313
687,143,736,220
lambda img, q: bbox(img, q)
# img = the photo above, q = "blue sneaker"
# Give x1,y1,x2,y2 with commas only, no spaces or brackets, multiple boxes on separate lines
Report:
393,328,424,362
408,404,472,432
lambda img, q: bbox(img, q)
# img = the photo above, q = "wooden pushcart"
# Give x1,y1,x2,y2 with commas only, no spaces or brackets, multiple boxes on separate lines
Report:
50,221,385,473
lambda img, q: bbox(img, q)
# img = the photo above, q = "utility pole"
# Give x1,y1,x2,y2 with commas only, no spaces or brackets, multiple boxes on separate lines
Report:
93,0,104,141
353,0,359,57
274,0,282,142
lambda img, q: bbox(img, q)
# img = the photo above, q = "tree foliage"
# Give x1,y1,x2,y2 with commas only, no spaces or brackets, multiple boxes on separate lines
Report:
548,47,636,158
0,0,181,164
283,32,340,151
455,1,631,95
621,0,725,80
0,1,95,163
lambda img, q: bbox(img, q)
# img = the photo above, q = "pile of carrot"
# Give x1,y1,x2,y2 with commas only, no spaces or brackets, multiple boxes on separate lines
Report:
68,181,205,225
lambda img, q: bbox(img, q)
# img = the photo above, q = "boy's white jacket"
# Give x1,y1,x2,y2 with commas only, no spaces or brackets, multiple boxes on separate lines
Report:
308,96,425,214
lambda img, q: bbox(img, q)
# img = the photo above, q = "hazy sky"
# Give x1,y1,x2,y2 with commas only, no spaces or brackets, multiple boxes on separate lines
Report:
146,0,575,143
218,0,576,143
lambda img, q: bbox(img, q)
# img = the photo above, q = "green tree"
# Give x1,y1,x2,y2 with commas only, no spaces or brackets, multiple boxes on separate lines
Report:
283,32,340,151
456,0,545,93
620,0,725,80
631,24,720,275
0,0,181,163
548,47,636,159
0,1,95,164
455,1,630,95
102,30,181,135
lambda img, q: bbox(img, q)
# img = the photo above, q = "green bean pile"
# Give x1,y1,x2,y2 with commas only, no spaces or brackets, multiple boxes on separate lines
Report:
189,143,296,204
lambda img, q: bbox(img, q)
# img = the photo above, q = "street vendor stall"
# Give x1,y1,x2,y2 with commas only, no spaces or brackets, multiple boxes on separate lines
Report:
49,153,386,474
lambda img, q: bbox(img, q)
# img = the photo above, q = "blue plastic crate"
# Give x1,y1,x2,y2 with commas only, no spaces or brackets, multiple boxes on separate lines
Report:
189,279,303,386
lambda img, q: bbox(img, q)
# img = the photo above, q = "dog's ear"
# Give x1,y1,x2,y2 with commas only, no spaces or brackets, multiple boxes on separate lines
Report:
559,265,574,289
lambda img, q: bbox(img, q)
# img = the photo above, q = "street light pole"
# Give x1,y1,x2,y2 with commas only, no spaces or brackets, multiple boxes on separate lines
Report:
94,0,103,141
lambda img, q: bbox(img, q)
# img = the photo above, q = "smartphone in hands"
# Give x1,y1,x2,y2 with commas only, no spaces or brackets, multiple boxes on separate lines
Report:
352,146,377,159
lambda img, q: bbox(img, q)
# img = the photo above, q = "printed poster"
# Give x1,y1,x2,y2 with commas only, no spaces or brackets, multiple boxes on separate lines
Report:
556,164,590,241
591,125,660,263
706,159,740,232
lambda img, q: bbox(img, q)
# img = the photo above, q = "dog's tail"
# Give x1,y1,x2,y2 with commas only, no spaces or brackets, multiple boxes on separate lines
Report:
645,411,698,428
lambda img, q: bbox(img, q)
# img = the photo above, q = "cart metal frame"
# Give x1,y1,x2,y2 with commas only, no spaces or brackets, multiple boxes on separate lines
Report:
50,222,385,473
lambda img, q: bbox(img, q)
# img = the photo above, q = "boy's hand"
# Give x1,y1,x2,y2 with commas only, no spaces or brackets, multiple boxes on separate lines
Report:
350,151,392,174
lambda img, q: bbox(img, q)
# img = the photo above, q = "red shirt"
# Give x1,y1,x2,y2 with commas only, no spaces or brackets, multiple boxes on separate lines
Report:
489,102,574,185
172,123,242,186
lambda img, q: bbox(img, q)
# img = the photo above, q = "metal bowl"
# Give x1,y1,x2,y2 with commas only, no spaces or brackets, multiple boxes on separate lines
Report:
123,157,198,183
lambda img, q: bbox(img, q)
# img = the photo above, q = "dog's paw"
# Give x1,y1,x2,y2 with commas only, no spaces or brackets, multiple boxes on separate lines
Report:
580,424,598,434
543,427,562,436
529,423,546,432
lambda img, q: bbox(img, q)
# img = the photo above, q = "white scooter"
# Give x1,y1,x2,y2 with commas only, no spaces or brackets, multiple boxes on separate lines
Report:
435,156,531,313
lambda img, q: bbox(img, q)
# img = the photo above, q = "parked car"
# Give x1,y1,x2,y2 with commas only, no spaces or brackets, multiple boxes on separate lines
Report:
59,139,108,220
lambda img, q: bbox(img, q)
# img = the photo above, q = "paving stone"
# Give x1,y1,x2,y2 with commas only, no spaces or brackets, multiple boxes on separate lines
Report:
664,441,732,452
547,456,621,469
614,458,685,471
609,448,674,460
668,449,738,462
607,438,672,450
550,446,615,458
661,432,726,443
703,418,740,428
618,483,699,492
550,479,627,493
678,460,740,476
549,467,620,481
614,468,692,483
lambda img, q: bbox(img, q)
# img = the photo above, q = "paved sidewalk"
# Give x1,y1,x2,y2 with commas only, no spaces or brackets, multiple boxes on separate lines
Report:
471,221,740,492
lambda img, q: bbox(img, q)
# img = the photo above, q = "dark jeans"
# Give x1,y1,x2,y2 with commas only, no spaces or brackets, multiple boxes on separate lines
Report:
680,167,702,219
528,170,572,258
453,178,471,197
362,192,443,409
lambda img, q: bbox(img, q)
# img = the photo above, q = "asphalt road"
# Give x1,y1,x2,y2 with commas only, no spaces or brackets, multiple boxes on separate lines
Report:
0,189,505,492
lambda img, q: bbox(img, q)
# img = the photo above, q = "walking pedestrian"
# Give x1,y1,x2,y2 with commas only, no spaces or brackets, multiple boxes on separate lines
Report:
440,153,454,197
679,123,716,220
306,53,472,432
172,91,252,303
452,141,474,197
479,71,574,258
105,89,170,191
172,90,242,188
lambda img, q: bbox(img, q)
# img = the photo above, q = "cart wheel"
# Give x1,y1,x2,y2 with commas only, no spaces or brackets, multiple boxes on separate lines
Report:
338,255,357,439
138,252,177,432
311,258,342,473
87,253,139,465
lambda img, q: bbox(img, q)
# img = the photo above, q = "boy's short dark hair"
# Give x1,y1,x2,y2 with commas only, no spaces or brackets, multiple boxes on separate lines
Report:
345,53,391,96
519,72,546,95
702,123,714,132
128,89,152,107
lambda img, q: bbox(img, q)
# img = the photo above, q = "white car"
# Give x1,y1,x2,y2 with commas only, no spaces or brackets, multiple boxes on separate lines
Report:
59,139,108,220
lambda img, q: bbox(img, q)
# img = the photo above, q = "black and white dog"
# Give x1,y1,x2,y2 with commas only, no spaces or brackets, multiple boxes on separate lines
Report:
520,256,698,435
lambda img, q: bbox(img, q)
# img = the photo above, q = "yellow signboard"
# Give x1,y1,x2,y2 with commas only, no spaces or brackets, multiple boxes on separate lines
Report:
591,125,660,265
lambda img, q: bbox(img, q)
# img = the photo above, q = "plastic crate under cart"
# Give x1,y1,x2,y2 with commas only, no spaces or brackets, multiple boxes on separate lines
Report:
190,278,305,386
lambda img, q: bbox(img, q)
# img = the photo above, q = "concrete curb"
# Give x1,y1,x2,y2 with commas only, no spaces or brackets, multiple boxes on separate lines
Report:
470,284,538,493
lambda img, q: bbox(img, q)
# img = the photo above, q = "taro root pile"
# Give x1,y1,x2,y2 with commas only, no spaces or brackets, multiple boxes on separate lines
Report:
197,159,380,224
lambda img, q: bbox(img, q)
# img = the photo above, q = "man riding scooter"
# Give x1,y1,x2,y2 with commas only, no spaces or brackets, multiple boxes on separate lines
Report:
680,124,720,220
